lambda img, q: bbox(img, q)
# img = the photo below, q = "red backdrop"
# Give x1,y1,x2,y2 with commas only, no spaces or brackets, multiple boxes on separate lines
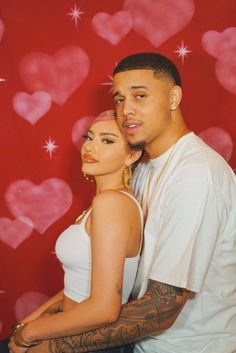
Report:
0,0,236,339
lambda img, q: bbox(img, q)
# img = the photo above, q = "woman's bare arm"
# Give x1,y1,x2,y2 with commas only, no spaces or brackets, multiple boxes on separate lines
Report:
20,191,139,342
20,290,64,324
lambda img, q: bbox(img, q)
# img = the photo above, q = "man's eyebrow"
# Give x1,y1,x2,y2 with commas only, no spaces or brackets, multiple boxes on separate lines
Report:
100,132,118,137
130,85,149,90
113,85,149,97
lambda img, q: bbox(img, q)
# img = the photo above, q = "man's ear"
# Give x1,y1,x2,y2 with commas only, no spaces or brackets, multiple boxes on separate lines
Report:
169,85,182,111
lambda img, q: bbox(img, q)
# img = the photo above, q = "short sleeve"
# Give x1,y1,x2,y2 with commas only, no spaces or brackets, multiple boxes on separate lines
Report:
149,180,219,292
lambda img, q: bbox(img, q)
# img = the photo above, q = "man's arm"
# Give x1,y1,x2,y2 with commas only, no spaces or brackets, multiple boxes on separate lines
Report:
42,279,190,353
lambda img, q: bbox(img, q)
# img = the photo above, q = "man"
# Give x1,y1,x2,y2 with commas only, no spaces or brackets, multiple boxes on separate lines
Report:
25,53,236,352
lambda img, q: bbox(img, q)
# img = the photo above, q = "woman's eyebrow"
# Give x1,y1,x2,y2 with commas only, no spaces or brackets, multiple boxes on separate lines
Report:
99,132,118,137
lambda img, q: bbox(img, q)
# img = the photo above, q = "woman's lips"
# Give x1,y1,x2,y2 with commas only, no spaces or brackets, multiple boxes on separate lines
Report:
82,154,98,163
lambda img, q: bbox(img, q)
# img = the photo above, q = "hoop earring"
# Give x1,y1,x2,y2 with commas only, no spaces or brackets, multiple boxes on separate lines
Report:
123,165,132,189
83,173,95,183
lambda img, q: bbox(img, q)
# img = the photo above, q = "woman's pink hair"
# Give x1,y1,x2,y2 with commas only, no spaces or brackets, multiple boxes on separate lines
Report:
91,109,116,125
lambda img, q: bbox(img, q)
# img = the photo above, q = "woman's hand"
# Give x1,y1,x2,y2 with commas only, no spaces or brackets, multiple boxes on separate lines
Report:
8,335,28,353
28,341,51,353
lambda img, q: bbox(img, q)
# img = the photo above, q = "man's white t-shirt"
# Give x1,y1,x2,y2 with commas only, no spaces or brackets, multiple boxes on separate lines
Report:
132,132,236,353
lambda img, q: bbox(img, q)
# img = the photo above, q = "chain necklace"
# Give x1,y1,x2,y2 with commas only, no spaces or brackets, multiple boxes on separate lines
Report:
140,131,188,218
74,209,89,224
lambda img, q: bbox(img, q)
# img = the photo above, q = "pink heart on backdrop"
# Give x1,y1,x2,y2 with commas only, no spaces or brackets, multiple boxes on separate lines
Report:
123,0,195,47
199,127,233,162
15,292,49,321
0,216,33,249
20,46,89,105
0,19,4,42
5,178,73,234
92,11,133,45
72,116,96,150
13,91,52,124
202,28,236,96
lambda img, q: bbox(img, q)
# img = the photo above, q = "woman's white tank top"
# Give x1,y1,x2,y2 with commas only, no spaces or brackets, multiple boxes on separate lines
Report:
55,191,143,304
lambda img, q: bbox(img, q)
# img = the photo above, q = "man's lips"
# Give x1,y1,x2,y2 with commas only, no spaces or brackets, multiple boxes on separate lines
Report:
123,122,141,135
82,154,98,163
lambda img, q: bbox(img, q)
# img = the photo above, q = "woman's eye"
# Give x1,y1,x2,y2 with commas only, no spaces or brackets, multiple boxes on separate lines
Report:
102,139,114,144
82,134,92,141
114,98,124,105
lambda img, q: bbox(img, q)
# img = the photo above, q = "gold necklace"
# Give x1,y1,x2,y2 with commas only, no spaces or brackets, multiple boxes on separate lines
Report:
74,209,89,224
140,132,188,217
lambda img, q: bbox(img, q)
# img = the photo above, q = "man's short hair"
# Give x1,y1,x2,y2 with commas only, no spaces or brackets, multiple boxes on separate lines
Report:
113,52,181,87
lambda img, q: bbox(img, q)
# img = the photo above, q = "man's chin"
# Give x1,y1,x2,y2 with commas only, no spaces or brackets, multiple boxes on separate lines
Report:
128,140,146,151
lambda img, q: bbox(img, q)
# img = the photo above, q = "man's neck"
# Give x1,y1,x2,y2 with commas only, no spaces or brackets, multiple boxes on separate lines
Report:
146,126,190,159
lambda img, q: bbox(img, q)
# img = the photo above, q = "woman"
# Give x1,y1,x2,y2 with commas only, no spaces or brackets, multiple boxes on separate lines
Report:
9,110,143,353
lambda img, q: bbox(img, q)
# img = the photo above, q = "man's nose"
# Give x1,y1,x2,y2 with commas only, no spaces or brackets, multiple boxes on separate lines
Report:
123,99,135,118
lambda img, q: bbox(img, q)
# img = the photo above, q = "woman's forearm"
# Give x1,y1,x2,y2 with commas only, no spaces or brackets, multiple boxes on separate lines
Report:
22,296,120,342
21,290,64,324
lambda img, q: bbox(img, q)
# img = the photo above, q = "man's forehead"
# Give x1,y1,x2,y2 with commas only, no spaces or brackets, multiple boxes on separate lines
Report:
112,69,166,94
113,68,155,80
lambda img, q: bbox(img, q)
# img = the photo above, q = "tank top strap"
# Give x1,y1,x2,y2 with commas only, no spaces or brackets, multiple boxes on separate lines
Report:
119,191,144,255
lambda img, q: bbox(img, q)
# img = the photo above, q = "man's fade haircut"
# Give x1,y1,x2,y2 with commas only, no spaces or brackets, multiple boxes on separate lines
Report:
113,52,181,87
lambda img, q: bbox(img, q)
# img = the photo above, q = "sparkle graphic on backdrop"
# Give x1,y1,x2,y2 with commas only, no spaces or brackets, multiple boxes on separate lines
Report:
0,77,6,82
174,41,191,64
67,3,84,27
42,137,59,159
101,74,113,93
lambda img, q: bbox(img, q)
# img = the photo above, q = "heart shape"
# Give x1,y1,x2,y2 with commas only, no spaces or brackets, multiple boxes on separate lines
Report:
5,178,73,234
72,116,96,151
20,46,89,105
199,127,233,162
0,216,33,249
15,292,49,321
92,11,133,45
13,91,52,124
0,19,4,42
202,28,236,96
123,0,195,47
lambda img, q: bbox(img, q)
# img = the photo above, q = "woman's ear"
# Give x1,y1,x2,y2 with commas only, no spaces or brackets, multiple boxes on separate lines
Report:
169,85,182,111
126,150,143,166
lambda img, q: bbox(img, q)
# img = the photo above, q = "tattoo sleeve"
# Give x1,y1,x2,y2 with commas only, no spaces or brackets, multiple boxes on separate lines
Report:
48,280,189,353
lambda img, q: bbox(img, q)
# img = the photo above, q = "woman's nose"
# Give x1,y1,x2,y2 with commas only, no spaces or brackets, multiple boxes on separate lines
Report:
84,140,95,152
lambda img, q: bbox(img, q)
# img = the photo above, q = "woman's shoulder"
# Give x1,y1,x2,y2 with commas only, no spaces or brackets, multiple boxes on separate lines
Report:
92,190,138,214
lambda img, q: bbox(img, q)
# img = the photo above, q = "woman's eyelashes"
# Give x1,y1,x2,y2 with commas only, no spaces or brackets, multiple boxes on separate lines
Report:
82,134,115,144
82,134,93,141
101,138,115,144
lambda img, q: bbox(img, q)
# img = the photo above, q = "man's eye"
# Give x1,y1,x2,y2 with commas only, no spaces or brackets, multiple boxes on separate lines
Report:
102,139,114,144
82,134,92,141
135,94,146,100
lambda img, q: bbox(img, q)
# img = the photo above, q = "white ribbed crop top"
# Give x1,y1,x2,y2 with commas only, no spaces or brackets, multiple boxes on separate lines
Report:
55,191,143,304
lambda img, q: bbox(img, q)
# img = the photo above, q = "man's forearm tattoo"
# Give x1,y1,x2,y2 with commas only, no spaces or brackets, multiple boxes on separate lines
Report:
48,280,187,353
